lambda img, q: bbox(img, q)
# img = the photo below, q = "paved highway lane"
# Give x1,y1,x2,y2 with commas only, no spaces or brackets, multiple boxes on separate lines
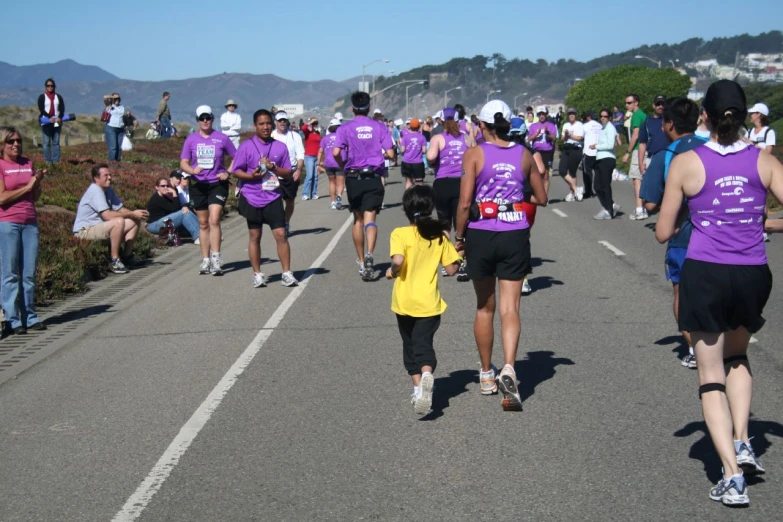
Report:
1,169,781,521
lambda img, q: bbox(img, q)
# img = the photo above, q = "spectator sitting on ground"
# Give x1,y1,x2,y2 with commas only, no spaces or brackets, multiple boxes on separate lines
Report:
72,164,149,274
145,176,200,243
146,123,159,140
169,169,191,207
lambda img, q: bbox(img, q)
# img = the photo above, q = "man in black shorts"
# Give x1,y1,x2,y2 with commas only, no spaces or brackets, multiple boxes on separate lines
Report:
272,111,305,237
333,91,396,280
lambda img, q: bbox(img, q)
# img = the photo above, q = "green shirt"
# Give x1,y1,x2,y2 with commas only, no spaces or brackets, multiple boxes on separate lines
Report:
157,99,170,119
630,109,646,150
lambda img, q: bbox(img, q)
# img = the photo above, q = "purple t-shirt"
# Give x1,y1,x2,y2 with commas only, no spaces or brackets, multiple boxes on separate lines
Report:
435,133,467,179
320,133,343,169
180,131,236,183
468,142,529,232
401,131,425,164
232,136,292,208
333,115,393,170
528,121,557,152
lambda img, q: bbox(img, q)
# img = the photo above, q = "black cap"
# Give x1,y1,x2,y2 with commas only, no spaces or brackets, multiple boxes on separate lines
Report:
654,95,667,105
702,80,747,120
587,110,597,120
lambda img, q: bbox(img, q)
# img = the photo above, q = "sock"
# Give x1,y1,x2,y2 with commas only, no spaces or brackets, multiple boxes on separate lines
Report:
689,346,695,356
413,386,420,395
729,473,744,484
203,257,209,263
211,251,220,259
636,207,643,213
480,367,493,375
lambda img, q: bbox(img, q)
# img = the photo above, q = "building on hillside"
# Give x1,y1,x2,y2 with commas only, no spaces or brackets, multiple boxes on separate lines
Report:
275,104,304,117
687,89,705,101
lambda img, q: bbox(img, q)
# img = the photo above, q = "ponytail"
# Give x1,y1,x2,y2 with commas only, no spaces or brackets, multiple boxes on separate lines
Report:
402,185,446,242
482,112,511,140
710,109,743,147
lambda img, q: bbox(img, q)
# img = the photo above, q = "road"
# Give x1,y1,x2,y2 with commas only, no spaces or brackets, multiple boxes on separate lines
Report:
1,168,782,521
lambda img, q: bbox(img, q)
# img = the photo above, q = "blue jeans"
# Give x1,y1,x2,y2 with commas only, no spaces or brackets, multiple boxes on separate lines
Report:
41,124,61,163
146,209,200,239
0,222,40,329
160,116,172,138
302,155,318,198
105,125,124,161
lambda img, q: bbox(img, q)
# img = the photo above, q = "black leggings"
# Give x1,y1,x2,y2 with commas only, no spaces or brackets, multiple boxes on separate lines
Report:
582,155,596,196
595,157,616,212
396,314,440,375
558,147,582,178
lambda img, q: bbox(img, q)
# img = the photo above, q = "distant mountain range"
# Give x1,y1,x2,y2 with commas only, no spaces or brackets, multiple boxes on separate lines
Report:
0,59,118,89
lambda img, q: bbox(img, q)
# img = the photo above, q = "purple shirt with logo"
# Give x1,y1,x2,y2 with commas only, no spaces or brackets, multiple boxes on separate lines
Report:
468,142,529,232
320,133,343,169
435,133,467,179
401,131,425,164
180,130,236,183
687,145,766,265
333,116,393,170
232,136,292,208
528,121,557,152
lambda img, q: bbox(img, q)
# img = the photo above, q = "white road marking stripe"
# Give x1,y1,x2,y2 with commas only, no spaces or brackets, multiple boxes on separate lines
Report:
598,240,626,256
112,214,355,522
750,336,758,344
551,209,568,218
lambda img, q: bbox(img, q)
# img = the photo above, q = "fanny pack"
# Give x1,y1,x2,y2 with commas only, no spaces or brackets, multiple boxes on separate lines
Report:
563,143,582,150
345,167,381,179
470,201,526,220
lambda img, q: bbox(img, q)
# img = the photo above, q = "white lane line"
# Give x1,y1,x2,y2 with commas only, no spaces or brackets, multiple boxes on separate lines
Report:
750,336,759,344
598,240,626,257
112,214,354,522
551,209,568,218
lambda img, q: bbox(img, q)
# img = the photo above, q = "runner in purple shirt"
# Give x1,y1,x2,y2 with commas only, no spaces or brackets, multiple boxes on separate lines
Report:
527,106,558,195
333,91,396,280
400,118,426,190
231,109,298,289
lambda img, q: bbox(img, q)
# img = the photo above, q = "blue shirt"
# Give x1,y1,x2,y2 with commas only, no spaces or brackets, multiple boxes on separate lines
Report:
638,115,666,157
639,134,707,248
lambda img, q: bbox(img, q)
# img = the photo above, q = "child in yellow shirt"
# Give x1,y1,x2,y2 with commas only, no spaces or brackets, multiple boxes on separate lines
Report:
387,185,462,415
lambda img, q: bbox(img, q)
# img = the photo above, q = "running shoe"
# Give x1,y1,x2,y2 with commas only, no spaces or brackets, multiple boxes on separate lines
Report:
681,354,697,369
440,266,448,277
356,259,365,276
629,209,644,220
479,364,498,395
497,365,523,411
194,238,200,245
211,256,223,276
709,475,749,506
521,278,532,295
199,259,211,274
576,190,584,202
252,272,267,288
311,195,319,200
109,258,128,274
281,271,299,287
414,373,434,415
763,232,770,243
456,260,469,282
612,203,621,217
336,195,343,210
565,193,575,202
362,253,374,281
593,209,611,220
736,440,765,475
330,201,337,210
302,195,310,201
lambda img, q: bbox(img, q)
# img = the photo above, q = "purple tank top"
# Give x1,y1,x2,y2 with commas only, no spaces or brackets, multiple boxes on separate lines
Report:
435,132,467,179
687,145,767,265
458,120,468,135
468,142,529,232
475,128,484,144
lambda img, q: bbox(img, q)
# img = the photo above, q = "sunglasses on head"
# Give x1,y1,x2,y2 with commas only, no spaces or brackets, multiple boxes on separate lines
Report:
5,138,22,145
198,115,213,121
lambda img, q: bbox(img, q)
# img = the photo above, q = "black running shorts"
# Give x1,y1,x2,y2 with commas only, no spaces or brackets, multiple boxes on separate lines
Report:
433,177,461,230
279,177,300,200
678,259,772,334
345,176,384,212
238,194,286,231
325,167,344,176
401,162,426,181
190,180,229,211
465,228,531,281
537,150,554,171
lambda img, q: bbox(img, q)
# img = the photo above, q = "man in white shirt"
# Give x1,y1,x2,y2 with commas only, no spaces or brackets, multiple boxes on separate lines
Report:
220,100,242,148
271,110,305,237
580,110,602,200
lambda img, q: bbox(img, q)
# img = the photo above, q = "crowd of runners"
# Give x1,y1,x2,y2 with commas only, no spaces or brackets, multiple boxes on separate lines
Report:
166,80,783,507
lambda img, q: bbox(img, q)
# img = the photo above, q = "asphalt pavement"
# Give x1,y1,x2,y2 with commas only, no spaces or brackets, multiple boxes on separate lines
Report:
1,167,782,521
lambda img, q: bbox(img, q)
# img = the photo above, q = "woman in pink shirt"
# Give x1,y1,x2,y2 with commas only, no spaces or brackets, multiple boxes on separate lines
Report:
0,126,46,334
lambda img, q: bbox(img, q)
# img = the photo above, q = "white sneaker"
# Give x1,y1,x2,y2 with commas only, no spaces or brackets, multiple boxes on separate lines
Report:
497,365,523,411
211,256,223,276
252,272,267,288
629,209,644,220
281,271,299,287
521,278,532,295
311,195,319,200
302,195,310,201
336,195,343,209
330,201,337,210
612,203,621,217
194,238,200,245
640,208,649,220
565,193,575,202
199,259,211,274
414,373,434,415
576,190,583,202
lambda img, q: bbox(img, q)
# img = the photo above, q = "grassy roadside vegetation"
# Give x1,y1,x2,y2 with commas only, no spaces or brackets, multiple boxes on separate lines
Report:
26,134,238,303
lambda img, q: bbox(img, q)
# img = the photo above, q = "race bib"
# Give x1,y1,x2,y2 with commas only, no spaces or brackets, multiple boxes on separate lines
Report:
261,172,280,191
196,144,216,169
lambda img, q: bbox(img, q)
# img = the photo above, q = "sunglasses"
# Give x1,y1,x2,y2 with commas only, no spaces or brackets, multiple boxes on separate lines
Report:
198,115,213,121
158,184,171,188
625,101,634,105
5,138,22,145
654,102,665,107
600,114,610,119
46,84,55,88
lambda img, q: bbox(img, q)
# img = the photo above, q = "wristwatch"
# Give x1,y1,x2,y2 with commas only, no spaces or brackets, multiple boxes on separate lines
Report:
455,235,466,243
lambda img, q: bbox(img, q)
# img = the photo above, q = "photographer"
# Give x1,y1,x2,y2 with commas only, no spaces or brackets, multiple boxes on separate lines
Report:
103,93,125,162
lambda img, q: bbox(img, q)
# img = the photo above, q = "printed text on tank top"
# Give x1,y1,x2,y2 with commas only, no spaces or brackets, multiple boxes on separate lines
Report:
436,133,467,179
473,143,528,226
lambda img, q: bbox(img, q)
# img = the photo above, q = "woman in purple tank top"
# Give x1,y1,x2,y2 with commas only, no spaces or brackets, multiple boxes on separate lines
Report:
656,80,783,507
454,100,548,412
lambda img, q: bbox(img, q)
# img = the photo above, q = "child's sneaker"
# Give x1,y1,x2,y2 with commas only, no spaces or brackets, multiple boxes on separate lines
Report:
414,373,434,415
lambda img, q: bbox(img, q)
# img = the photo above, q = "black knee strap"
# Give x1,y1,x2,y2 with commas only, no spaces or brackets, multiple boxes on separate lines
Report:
699,383,726,399
724,355,749,366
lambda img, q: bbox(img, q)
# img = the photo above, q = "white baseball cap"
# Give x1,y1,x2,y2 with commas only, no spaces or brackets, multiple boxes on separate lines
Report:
196,105,212,117
373,108,383,115
275,110,289,121
536,105,548,115
394,118,404,126
334,112,344,121
329,118,342,127
748,103,769,116
478,100,512,124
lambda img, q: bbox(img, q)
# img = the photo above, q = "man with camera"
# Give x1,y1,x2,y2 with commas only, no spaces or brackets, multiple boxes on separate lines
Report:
145,176,200,244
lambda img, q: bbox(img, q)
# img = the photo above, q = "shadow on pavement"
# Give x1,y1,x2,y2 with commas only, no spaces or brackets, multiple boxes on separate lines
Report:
421,369,478,421
531,257,556,268
527,276,564,291
674,416,783,484
40,304,114,327
514,350,575,403
655,335,689,361
289,227,331,237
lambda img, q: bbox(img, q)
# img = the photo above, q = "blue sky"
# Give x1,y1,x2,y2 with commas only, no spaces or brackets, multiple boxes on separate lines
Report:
8,0,783,82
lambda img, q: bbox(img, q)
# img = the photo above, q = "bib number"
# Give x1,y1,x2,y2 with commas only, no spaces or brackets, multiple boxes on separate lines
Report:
261,172,280,191
196,144,216,169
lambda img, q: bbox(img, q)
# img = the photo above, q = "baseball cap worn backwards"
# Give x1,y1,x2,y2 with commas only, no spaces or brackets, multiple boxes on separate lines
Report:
703,80,747,120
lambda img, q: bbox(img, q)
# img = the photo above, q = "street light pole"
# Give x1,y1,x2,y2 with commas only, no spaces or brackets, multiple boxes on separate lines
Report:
362,58,390,91
487,89,501,103
513,92,528,113
406,82,424,120
634,55,662,68
444,86,461,108
372,70,394,96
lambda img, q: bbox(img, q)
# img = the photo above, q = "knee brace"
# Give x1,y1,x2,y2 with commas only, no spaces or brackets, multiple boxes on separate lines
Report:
699,383,726,399
724,355,749,366
364,222,377,231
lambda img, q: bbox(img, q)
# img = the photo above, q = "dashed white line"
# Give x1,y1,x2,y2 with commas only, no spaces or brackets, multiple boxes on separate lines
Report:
112,214,355,522
551,209,568,218
598,240,626,256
